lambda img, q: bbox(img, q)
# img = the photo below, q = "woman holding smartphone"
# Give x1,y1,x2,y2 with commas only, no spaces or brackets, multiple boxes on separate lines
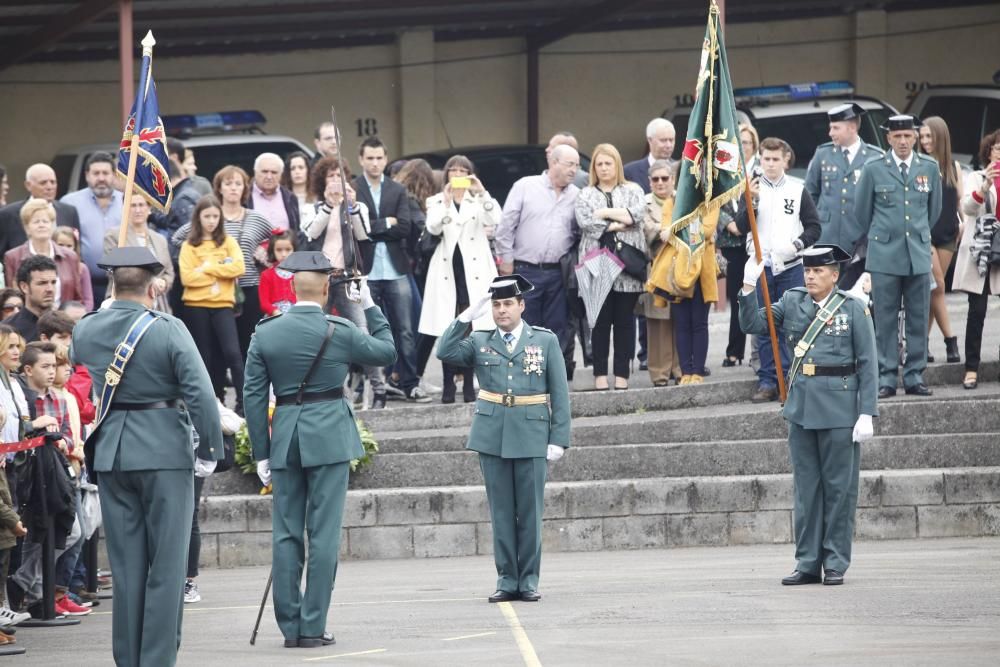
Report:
953,128,1000,389
418,155,500,403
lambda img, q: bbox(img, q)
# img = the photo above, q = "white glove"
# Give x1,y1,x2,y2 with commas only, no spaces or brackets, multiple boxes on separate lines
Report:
773,240,799,263
546,445,565,462
256,459,272,486
852,415,874,443
194,458,217,478
358,279,375,309
458,295,492,323
742,256,765,288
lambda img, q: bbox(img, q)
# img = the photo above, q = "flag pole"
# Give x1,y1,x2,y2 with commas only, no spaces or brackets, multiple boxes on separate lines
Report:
743,179,787,402
118,31,155,248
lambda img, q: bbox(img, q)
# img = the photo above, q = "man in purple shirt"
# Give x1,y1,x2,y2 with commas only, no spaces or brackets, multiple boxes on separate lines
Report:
248,153,300,233
495,145,580,366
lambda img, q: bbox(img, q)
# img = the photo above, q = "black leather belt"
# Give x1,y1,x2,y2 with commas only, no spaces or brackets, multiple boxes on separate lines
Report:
515,260,561,271
274,387,344,406
801,364,856,377
110,399,180,411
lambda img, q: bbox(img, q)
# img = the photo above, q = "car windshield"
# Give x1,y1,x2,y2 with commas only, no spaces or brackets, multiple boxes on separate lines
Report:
190,141,307,185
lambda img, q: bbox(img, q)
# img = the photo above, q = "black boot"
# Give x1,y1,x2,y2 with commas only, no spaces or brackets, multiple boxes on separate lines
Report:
927,338,934,363
462,367,476,403
441,363,456,404
944,336,961,363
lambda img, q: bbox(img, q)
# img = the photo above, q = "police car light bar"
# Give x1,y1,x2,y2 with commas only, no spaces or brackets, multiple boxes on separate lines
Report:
162,110,267,137
733,81,855,104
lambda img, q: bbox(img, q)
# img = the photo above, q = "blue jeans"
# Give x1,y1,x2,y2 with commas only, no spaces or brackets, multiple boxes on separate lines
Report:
515,264,568,348
369,276,419,393
755,263,805,389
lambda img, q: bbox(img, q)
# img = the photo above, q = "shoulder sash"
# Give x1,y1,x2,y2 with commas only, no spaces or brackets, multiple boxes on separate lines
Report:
787,293,848,389
94,310,162,428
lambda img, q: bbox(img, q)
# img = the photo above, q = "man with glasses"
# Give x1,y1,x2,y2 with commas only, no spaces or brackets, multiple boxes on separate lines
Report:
495,145,580,377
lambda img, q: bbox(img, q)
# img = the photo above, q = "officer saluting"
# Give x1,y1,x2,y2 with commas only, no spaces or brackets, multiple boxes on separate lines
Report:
438,275,570,602
244,252,395,648
855,114,943,398
805,102,883,288
70,246,223,667
739,245,878,586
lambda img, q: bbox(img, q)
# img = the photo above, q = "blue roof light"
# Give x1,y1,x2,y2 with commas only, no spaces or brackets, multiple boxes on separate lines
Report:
734,81,855,103
162,110,267,137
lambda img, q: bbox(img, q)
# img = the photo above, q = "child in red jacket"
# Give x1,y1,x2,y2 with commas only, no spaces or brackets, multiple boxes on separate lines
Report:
257,231,297,316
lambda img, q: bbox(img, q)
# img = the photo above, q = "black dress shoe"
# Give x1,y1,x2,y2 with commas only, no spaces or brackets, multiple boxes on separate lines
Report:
722,357,742,367
904,383,933,396
284,638,299,648
519,590,541,602
878,386,896,399
488,590,519,603
823,569,844,585
298,632,336,648
781,570,822,585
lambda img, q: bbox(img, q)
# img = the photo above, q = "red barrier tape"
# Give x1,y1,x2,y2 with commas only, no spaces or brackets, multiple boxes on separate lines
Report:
0,436,46,454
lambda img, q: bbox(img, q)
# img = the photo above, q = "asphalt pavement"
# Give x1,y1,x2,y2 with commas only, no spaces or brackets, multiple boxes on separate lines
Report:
10,537,1000,666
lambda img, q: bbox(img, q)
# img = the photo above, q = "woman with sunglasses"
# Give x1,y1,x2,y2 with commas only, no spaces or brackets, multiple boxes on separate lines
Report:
0,289,22,320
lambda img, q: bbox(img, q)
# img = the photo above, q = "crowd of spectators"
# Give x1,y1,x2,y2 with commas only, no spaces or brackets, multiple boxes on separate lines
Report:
0,111,997,631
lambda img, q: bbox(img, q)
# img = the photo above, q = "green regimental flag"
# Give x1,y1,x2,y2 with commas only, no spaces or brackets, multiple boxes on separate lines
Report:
670,0,744,256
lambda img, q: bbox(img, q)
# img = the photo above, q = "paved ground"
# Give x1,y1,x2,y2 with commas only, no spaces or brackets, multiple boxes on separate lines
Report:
11,537,1000,665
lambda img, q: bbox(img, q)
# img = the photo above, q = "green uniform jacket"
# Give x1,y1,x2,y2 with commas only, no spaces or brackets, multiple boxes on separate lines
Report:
805,141,883,252
739,287,879,429
70,300,223,471
437,319,571,457
855,151,943,276
244,304,396,469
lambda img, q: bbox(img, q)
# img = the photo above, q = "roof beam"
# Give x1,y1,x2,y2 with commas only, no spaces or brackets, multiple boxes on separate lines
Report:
526,0,646,50
0,0,119,71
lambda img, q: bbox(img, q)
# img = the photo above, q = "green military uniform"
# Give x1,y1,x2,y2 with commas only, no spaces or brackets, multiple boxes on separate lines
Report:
805,111,883,265
740,247,878,579
243,253,395,645
855,116,943,392
70,248,222,667
437,277,570,598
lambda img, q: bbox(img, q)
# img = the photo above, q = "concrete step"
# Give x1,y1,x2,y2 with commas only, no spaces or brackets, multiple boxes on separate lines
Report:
356,360,1000,432
191,466,1000,567
347,432,1000,489
372,387,1000,454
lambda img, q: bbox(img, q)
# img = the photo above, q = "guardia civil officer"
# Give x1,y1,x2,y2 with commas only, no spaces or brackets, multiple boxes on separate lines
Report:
855,115,943,398
437,275,571,602
244,251,396,648
70,246,222,667
740,244,878,586
805,102,883,288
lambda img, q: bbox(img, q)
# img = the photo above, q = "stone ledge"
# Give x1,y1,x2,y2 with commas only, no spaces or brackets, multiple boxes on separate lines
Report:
183,468,1000,567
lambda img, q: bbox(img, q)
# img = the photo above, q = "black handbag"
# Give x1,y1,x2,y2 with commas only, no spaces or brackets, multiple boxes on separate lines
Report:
985,197,1000,268
417,229,442,261
600,231,648,281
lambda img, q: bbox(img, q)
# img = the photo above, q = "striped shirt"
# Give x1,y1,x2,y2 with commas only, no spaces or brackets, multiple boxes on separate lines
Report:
172,211,273,287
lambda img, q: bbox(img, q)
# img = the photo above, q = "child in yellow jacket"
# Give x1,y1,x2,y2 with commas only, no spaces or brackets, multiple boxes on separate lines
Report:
179,196,247,413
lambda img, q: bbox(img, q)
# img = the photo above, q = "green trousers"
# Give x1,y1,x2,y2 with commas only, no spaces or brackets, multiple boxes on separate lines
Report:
788,423,861,575
99,467,193,667
870,270,930,388
478,453,547,593
271,432,350,641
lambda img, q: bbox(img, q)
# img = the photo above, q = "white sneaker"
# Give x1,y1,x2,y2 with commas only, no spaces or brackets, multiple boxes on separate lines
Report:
184,580,201,604
419,379,441,394
0,606,30,626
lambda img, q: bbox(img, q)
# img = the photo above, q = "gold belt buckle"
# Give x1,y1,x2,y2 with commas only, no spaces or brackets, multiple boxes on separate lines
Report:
502,394,515,408
802,363,816,376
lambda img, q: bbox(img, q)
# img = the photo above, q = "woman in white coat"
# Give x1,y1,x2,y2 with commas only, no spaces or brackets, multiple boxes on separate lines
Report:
419,155,501,403
953,129,1000,389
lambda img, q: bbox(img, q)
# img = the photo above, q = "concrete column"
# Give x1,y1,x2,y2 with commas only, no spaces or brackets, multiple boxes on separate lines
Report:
852,9,888,101
398,30,435,155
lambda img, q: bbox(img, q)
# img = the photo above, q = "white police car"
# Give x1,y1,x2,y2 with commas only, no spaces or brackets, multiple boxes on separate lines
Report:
666,81,898,178
52,110,312,196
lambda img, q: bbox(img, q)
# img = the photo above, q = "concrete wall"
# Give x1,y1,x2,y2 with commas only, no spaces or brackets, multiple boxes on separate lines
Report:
0,5,995,199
